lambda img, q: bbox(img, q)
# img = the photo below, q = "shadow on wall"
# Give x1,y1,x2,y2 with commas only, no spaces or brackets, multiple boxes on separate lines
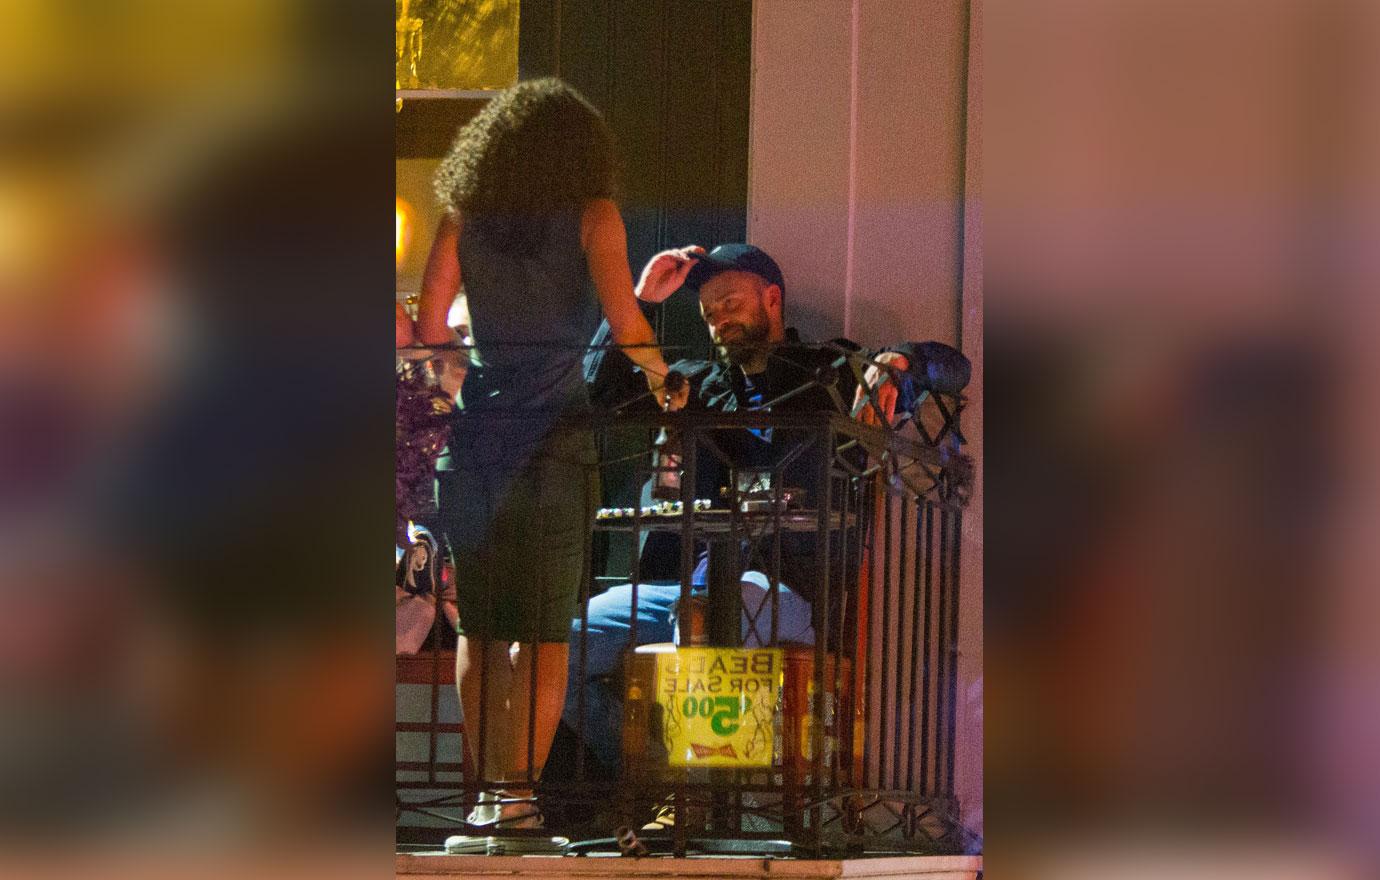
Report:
788,297,916,348
786,300,838,345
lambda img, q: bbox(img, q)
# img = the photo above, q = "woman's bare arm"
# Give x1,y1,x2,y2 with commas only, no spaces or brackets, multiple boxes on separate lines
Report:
582,198,674,405
415,212,462,346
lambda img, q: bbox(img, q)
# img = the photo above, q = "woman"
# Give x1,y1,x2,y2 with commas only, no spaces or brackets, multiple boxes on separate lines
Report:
411,78,692,831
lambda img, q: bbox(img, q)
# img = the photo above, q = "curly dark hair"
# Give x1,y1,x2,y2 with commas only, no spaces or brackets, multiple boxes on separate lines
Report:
434,77,618,255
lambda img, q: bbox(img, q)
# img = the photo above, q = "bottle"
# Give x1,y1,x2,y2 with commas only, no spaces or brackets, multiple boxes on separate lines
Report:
652,427,682,501
673,595,709,647
651,369,688,501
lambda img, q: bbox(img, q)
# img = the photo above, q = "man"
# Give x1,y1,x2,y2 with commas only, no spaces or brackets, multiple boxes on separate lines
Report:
556,242,970,776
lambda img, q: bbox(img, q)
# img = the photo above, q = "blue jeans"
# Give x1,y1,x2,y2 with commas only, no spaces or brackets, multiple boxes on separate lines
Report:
562,575,815,770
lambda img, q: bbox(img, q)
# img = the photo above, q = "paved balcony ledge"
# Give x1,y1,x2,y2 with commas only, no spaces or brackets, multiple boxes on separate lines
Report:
396,853,981,879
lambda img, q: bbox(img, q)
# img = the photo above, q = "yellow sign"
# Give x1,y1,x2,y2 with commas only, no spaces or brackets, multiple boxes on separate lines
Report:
655,648,783,768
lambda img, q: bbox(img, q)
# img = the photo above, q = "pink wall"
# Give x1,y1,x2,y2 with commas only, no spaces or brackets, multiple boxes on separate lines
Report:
749,0,982,836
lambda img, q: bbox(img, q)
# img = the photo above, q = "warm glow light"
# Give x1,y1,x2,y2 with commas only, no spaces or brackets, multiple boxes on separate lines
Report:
395,196,413,268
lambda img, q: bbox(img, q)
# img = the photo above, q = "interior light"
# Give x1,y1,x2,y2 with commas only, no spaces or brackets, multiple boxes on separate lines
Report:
395,196,413,268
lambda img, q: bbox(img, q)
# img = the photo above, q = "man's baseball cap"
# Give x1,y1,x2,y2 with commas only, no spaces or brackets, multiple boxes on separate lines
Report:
685,243,786,294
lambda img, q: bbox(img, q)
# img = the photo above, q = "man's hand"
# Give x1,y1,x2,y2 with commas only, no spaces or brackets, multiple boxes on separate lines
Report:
853,352,910,428
635,246,705,303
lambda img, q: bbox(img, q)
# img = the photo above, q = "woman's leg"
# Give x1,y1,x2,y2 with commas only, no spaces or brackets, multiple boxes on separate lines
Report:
456,635,514,784
505,640,570,813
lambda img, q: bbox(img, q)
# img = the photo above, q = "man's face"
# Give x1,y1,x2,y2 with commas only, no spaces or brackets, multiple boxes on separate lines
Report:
699,270,773,363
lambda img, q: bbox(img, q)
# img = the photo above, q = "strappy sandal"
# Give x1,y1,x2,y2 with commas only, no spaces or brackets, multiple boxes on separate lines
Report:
485,794,568,855
492,792,543,830
442,792,501,854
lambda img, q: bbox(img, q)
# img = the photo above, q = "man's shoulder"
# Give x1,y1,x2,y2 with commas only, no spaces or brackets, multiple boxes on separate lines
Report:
667,358,730,404
775,336,861,361
668,358,719,383
767,338,863,390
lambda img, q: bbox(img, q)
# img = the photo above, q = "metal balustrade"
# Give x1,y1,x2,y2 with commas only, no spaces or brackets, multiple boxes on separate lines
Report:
396,397,970,858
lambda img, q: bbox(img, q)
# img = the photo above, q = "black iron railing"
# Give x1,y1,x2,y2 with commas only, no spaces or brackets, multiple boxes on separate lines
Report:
396,394,969,858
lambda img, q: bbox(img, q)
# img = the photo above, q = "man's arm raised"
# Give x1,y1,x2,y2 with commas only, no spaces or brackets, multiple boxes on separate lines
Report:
635,245,706,304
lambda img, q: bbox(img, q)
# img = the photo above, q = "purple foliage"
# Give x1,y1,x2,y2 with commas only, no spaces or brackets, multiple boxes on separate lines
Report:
395,363,453,544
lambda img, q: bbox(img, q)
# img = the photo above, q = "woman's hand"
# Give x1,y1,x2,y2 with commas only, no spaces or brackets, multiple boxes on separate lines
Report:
652,368,690,412
433,348,467,404
402,327,467,404
396,302,415,348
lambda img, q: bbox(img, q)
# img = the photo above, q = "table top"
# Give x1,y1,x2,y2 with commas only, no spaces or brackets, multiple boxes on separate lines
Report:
593,505,855,535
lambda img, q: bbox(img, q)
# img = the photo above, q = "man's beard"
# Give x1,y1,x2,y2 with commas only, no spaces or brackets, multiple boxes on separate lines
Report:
714,317,772,365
